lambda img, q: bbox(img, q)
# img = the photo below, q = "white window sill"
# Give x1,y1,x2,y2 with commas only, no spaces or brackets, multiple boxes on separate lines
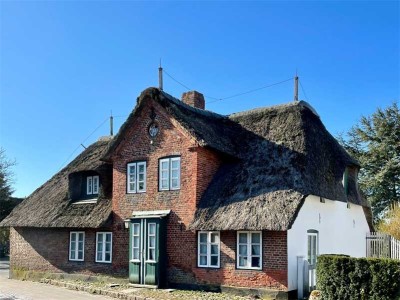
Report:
72,198,98,205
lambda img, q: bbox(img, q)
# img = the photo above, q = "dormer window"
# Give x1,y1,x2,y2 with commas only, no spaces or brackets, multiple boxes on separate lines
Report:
87,175,99,195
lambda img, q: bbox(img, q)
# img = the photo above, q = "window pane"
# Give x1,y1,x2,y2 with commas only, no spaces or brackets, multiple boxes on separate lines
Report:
149,237,155,248
171,169,178,178
105,252,111,262
71,241,76,251
133,224,139,235
200,255,207,266
251,245,260,255
129,165,136,174
98,234,103,243
161,170,168,179
105,242,111,252
97,252,102,261
130,183,135,191
133,249,139,260
251,233,260,244
106,234,111,242
98,242,103,252
239,233,247,244
199,233,207,243
171,160,179,169
211,233,219,243
149,249,155,261
78,242,83,251
251,257,260,268
149,224,155,235
239,245,247,255
71,251,76,260
210,256,218,266
78,251,83,260
138,164,144,172
171,179,178,188
211,244,218,255
71,233,76,241
161,179,168,189
239,256,247,267
161,161,169,170
138,182,144,190
78,233,84,242
133,236,139,248
199,244,207,255
138,173,144,181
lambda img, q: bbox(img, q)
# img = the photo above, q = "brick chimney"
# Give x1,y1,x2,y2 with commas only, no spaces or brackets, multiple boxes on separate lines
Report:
181,91,205,110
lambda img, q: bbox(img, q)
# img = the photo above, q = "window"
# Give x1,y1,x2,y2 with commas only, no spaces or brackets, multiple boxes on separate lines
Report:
96,232,112,263
237,231,262,270
127,161,146,193
87,175,99,195
69,231,84,261
159,157,180,190
132,223,140,262
147,223,156,262
198,231,220,268
307,230,318,267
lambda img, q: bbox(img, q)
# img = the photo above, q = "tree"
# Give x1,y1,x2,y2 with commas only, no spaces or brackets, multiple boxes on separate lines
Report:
377,205,400,240
338,102,400,222
0,148,18,256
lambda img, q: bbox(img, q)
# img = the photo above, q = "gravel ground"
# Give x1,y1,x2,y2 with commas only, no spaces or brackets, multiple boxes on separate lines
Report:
45,279,255,300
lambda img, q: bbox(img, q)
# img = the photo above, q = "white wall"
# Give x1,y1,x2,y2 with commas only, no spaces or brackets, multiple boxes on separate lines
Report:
287,195,370,291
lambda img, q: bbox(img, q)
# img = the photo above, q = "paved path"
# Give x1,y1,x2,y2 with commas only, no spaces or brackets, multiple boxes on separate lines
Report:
0,257,114,300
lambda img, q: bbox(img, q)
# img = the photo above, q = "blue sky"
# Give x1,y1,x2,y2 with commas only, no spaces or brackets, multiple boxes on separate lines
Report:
0,1,399,198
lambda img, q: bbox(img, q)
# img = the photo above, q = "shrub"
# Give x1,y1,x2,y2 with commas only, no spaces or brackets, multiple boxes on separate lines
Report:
317,255,400,300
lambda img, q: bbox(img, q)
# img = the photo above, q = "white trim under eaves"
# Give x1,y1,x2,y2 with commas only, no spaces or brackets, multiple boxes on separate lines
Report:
128,210,171,219
72,198,98,205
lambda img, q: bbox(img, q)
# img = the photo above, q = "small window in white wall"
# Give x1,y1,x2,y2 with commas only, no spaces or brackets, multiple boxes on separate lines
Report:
198,231,220,268
69,231,84,261
127,162,146,193
237,231,262,270
307,230,318,267
96,232,112,263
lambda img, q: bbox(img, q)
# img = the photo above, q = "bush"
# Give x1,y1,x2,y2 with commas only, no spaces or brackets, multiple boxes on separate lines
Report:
317,255,400,300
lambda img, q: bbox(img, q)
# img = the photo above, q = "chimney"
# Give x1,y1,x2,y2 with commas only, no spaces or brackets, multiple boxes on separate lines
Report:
181,91,205,110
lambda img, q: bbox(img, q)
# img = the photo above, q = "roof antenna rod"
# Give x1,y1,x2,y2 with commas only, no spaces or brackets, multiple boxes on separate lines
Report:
110,110,114,136
158,59,163,91
294,70,299,102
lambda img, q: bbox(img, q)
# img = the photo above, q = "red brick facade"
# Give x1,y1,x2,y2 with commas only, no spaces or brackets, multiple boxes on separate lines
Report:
9,95,288,291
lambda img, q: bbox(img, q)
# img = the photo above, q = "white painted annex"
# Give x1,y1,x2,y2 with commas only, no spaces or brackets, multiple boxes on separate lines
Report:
287,195,370,291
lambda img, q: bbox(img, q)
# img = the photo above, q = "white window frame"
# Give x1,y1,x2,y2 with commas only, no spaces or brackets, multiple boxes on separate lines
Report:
69,231,85,261
95,232,112,263
307,230,319,267
86,175,99,195
131,223,141,262
159,157,181,191
147,223,157,263
236,231,262,270
197,231,220,268
127,161,146,193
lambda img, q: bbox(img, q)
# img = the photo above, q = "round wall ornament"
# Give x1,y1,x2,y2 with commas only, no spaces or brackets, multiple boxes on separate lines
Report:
148,122,159,138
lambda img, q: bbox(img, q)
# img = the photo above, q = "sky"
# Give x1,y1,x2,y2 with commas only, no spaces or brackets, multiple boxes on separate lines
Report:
0,1,399,198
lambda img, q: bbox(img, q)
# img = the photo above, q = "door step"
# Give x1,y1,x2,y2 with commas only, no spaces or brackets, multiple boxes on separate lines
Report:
128,283,158,289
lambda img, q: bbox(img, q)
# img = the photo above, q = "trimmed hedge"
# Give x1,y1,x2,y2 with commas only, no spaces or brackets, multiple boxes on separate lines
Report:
317,255,400,300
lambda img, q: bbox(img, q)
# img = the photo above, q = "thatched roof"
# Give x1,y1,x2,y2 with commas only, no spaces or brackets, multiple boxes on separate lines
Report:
0,139,113,228
190,100,369,231
103,87,369,231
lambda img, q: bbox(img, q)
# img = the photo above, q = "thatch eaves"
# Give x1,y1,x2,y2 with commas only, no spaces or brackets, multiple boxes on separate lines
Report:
0,139,113,228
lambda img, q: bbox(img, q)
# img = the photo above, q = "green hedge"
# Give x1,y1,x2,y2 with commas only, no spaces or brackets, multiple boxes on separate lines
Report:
317,255,400,300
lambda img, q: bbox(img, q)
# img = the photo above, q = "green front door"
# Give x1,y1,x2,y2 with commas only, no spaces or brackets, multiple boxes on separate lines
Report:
129,218,161,286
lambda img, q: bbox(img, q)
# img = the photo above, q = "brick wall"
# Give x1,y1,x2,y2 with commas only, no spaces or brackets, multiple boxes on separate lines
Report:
10,227,119,275
170,231,287,290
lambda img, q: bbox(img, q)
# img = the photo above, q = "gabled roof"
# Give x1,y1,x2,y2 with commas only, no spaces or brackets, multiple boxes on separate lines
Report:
0,139,113,228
